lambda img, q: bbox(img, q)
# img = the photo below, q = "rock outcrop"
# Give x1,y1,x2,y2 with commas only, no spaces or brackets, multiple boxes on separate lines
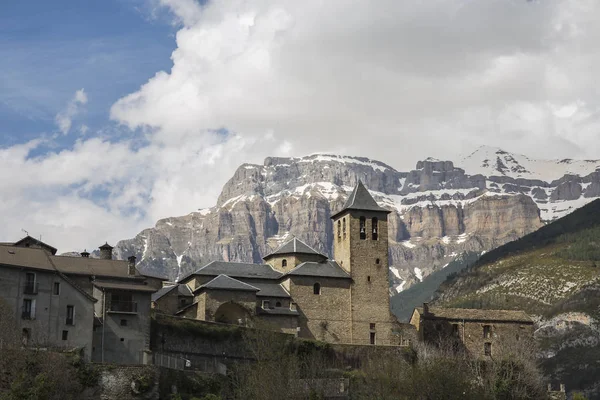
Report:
114,148,600,292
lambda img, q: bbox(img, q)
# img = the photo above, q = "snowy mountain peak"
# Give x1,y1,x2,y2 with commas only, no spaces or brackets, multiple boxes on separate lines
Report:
460,145,600,182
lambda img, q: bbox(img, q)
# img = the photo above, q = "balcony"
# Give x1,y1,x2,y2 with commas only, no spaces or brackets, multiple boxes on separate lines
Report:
23,282,39,295
108,301,138,314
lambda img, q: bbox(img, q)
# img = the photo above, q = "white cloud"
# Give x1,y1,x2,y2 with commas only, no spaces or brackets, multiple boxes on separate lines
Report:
4,0,600,252
55,88,88,135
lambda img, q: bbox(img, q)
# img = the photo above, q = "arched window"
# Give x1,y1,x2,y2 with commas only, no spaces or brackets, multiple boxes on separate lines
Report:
342,218,346,239
282,259,287,268
276,301,282,308
372,217,378,240
337,220,341,240
313,282,321,295
359,217,366,240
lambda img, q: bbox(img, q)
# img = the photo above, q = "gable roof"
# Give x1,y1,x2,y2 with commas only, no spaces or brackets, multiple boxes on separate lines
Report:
152,284,194,302
286,261,351,279
181,261,282,282
152,285,177,302
199,274,260,292
331,181,390,219
13,236,58,255
415,307,533,324
263,237,327,260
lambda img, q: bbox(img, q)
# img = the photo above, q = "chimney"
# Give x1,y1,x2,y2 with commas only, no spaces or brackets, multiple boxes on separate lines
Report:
423,302,430,315
80,249,90,258
99,242,113,260
127,255,137,276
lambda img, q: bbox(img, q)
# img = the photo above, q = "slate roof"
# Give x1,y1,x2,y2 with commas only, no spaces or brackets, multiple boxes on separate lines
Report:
250,281,291,298
415,307,533,324
263,237,327,260
200,274,260,292
151,285,177,302
178,284,193,297
13,236,58,255
331,181,390,219
286,261,351,279
182,261,282,282
0,245,56,271
50,255,145,279
93,280,157,292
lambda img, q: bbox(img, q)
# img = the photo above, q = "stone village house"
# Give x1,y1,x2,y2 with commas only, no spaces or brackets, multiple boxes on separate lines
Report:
0,236,164,363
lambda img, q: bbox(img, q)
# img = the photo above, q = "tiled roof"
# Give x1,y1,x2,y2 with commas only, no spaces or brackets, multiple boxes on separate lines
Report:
151,285,178,301
249,281,291,298
263,237,327,260
182,261,282,281
93,280,157,293
286,261,351,279
51,255,144,279
331,181,390,219
200,274,260,292
415,307,533,323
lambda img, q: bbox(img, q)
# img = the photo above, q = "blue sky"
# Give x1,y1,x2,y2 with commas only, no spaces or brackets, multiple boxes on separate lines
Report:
0,0,175,147
1,0,599,252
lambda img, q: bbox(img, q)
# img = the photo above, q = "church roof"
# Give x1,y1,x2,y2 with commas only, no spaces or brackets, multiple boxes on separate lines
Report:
286,261,351,279
263,237,327,260
331,181,390,219
200,274,260,292
181,261,282,282
250,281,291,298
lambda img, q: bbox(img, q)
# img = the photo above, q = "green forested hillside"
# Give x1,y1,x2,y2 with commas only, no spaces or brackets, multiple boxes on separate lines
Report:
434,199,600,399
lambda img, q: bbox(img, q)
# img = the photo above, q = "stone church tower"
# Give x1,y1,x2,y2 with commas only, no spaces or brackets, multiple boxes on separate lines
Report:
332,181,394,345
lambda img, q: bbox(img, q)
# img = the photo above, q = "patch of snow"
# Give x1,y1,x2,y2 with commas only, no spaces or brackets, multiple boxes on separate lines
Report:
198,208,212,216
395,280,406,293
414,267,423,282
441,236,451,244
401,240,416,249
390,267,402,280
299,154,391,172
165,221,172,226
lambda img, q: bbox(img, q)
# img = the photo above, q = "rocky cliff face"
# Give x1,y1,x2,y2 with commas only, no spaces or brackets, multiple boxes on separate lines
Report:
114,147,600,292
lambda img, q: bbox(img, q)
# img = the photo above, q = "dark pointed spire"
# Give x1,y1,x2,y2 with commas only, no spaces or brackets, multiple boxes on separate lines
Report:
331,181,390,219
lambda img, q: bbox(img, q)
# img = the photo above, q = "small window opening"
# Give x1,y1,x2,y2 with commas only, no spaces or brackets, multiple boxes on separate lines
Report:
120,338,125,342
120,319,128,326
375,258,380,265
290,302,297,311
62,330,68,341
484,342,492,356
483,325,492,339
372,217,378,240
262,300,270,309
342,218,346,239
370,332,376,345
337,220,341,240
367,275,371,282
282,259,287,268
22,328,30,345
53,282,60,295
276,301,282,307
66,305,74,326
370,323,376,330
313,282,321,295
359,217,366,240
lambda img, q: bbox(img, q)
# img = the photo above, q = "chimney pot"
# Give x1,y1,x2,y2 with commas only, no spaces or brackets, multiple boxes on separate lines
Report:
127,255,137,276
81,249,90,258
99,242,113,260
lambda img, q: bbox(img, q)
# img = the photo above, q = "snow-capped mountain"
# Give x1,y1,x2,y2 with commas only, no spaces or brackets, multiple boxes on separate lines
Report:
113,147,600,295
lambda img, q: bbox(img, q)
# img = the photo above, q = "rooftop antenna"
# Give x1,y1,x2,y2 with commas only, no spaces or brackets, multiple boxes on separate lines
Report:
21,228,29,237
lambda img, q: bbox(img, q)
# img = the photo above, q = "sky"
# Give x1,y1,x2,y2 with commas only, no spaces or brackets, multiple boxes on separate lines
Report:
1,0,600,253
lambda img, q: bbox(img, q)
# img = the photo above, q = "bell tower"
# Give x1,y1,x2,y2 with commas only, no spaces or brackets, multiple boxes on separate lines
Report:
331,181,393,345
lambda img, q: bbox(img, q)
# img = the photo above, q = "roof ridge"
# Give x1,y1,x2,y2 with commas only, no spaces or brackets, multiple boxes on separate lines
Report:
46,253,97,303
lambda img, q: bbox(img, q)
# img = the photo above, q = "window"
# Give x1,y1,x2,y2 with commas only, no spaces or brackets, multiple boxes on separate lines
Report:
370,323,376,330
370,332,376,345
53,282,60,295
372,217,378,240
290,302,297,311
262,300,270,309
483,325,492,339
282,259,287,268
109,293,136,313
180,299,187,306
24,272,37,294
452,324,460,337
342,218,346,239
359,217,366,240
337,220,341,240
376,258,380,265
367,275,371,282
276,301,282,308
313,282,321,295
484,342,492,356
66,305,74,326
62,330,68,341
22,299,34,319
120,319,128,327
22,329,30,346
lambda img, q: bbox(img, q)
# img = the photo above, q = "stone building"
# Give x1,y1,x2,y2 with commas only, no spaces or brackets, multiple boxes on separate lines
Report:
155,182,407,345
0,237,164,363
409,303,534,358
